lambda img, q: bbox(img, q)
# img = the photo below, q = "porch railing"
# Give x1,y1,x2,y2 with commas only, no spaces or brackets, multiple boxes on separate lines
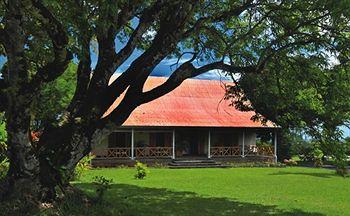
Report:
244,146,274,156
93,146,274,159
135,147,173,158
210,146,241,157
93,147,173,159
93,147,131,159
210,146,274,157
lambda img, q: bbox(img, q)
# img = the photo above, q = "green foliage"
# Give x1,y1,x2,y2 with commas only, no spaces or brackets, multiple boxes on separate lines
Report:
229,58,350,132
93,175,113,202
312,148,324,167
330,137,349,176
72,154,95,181
134,161,149,179
335,159,349,177
227,55,350,172
0,113,7,161
0,157,9,179
283,159,298,166
256,140,271,148
289,134,314,162
31,63,77,130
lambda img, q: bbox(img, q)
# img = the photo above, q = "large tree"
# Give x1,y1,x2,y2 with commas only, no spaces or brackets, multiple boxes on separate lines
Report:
0,0,349,202
226,55,350,162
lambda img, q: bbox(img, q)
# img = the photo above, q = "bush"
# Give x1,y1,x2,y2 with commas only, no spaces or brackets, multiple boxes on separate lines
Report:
283,159,298,166
312,148,324,167
93,175,113,202
290,140,314,162
0,113,7,162
335,159,349,177
0,158,9,179
134,161,149,179
72,154,95,180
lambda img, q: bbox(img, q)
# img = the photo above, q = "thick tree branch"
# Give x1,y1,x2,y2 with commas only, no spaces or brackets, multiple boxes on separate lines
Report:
0,29,6,45
115,0,144,33
67,37,92,117
113,0,165,71
141,60,256,104
30,0,72,87
89,0,164,95
93,0,167,114
0,79,7,112
88,1,145,90
101,1,198,124
0,79,6,90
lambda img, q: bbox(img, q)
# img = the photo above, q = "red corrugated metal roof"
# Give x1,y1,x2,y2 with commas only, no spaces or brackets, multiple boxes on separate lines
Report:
104,76,276,128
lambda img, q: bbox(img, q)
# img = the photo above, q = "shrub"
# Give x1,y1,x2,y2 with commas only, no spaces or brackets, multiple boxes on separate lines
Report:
93,175,113,202
0,114,7,162
72,154,95,180
290,140,314,162
335,159,349,177
283,159,298,166
0,158,9,179
312,148,324,167
134,161,149,179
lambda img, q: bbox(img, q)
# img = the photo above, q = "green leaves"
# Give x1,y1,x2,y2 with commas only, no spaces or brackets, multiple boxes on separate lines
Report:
31,63,77,130
0,113,6,143
0,113,7,161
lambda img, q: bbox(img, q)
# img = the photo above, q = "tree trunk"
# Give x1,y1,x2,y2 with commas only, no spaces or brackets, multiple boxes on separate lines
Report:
36,123,94,200
0,106,41,202
1,118,96,203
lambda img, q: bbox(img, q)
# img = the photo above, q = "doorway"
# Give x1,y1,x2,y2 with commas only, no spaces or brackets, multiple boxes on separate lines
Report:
175,129,208,158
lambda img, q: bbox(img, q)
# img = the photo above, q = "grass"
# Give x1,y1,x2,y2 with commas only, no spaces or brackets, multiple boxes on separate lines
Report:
62,167,350,216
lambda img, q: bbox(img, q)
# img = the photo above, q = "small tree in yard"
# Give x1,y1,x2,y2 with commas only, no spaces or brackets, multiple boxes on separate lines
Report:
0,0,350,206
134,161,149,179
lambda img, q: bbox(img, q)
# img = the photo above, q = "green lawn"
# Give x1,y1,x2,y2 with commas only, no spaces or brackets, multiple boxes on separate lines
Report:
72,167,350,216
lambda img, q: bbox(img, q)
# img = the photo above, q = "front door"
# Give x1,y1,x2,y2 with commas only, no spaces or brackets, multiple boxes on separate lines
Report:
176,129,207,157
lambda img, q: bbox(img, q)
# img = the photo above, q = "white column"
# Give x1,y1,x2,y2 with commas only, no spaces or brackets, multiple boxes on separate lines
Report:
208,130,211,158
241,130,245,157
172,129,175,159
131,129,135,160
274,130,278,163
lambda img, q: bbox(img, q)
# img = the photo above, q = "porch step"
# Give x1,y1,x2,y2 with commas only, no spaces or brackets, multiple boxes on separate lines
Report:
168,158,229,168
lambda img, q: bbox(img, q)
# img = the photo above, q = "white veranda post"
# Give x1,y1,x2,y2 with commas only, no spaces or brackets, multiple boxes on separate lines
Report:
241,130,245,157
172,129,175,159
131,129,135,160
208,130,211,158
274,130,278,163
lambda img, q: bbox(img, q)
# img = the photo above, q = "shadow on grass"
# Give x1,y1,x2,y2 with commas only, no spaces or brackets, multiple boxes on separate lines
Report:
269,170,337,178
69,183,324,216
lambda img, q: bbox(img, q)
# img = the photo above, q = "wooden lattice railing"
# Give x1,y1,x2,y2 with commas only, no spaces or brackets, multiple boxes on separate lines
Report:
135,147,173,158
257,146,274,156
245,146,274,156
210,146,241,157
93,147,131,158
92,145,274,159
